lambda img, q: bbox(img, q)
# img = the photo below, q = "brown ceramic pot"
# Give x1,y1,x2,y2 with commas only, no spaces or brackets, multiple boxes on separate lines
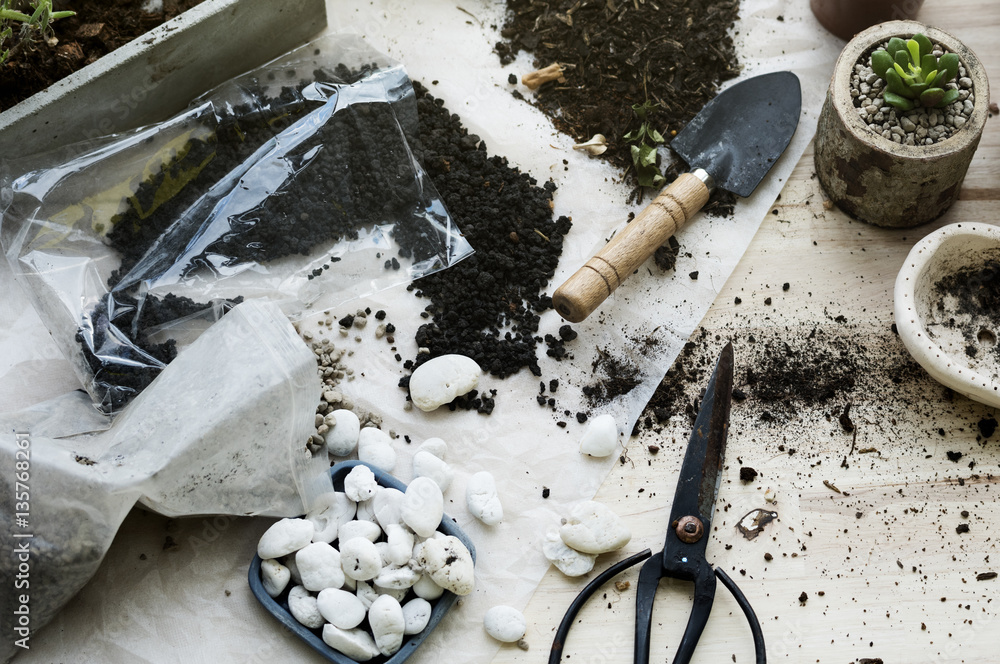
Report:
811,0,925,40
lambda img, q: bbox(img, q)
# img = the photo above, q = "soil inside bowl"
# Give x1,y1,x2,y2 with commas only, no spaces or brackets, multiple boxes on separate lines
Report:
0,0,209,112
931,253,1000,366
495,0,740,209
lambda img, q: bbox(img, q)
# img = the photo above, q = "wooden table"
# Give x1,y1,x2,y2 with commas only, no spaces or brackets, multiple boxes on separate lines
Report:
493,4,1000,663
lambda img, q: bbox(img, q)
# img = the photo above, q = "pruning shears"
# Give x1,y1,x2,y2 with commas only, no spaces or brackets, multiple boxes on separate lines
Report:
549,342,766,664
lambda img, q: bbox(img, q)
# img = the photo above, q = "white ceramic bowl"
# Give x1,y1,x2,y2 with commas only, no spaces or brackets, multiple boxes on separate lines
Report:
894,223,1000,408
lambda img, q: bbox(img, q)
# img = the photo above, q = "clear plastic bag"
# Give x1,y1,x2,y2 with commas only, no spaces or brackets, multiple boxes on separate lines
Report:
0,299,331,663
1,34,472,413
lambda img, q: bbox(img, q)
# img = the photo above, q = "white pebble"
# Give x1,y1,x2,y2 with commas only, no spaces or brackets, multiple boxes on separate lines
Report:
355,496,378,523
375,541,393,567
373,487,405,528
317,587,367,629
374,564,421,590
338,519,383,544
287,585,324,629
386,523,415,566
322,624,380,661
402,597,433,635
417,535,475,596
260,559,291,598
258,518,314,559
344,465,379,502
369,595,406,657
375,584,409,603
483,605,527,643
412,573,445,601
358,427,397,471
412,450,454,492
408,354,481,411
341,537,383,581
326,409,361,457
954,116,966,128
283,554,302,585
466,471,503,526
401,477,445,537
296,542,345,592
559,501,632,554
356,580,379,610
579,414,619,457
306,491,356,544
417,437,448,459
542,530,596,577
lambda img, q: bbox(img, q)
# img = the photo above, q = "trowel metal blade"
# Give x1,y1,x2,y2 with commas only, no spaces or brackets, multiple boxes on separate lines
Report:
671,71,801,198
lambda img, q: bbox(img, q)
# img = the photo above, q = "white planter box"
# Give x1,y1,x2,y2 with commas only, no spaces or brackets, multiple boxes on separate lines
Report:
0,0,327,158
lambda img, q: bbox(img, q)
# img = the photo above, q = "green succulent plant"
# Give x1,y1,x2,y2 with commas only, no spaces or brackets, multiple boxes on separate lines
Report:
870,33,961,111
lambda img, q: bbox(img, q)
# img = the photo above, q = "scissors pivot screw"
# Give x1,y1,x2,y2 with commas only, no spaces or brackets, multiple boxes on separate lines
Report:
674,516,704,544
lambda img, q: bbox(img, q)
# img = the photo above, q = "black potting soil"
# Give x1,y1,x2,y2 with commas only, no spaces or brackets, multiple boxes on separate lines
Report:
496,0,740,206
400,82,573,391
78,63,455,411
77,291,243,412
106,62,428,281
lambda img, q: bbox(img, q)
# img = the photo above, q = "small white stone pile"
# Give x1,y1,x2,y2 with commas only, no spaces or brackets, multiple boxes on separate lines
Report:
852,43,975,146
257,464,475,661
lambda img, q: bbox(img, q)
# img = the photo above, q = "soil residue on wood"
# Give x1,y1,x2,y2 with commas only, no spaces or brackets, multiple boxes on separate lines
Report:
637,323,931,432
1,0,208,112
496,0,740,207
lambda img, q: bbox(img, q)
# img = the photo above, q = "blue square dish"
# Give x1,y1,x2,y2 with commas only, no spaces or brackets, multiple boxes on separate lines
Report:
248,460,476,663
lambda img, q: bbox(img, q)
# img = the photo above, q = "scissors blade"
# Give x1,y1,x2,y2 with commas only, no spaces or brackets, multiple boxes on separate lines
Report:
667,342,734,530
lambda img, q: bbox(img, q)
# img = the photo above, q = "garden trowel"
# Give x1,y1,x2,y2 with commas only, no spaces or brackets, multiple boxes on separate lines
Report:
552,71,801,323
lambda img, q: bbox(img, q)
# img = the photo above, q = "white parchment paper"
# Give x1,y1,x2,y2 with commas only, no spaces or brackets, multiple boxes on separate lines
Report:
2,0,841,661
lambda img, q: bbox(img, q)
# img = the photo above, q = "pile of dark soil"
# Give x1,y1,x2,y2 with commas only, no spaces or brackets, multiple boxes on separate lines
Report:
495,0,740,204
400,82,573,390
0,0,208,111
68,65,450,411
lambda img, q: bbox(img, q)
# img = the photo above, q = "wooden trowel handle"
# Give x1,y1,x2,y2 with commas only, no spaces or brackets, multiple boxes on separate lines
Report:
552,172,711,323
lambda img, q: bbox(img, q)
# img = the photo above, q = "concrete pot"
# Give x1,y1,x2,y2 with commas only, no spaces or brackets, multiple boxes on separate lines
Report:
0,0,327,159
894,223,1000,408
813,20,989,228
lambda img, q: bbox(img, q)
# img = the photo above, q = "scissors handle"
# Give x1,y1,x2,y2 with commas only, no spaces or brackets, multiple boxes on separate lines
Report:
635,557,717,664
548,549,653,664
548,550,766,664
715,567,766,663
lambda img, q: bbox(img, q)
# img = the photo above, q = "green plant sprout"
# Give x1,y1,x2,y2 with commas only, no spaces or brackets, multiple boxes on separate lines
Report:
624,100,666,188
870,33,961,111
0,0,76,66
